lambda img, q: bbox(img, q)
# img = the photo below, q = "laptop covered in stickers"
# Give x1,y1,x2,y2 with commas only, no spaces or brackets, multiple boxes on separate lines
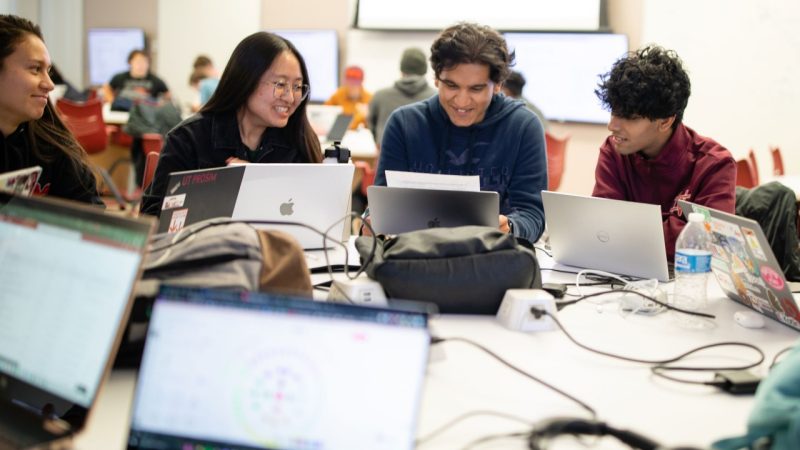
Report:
678,200,800,331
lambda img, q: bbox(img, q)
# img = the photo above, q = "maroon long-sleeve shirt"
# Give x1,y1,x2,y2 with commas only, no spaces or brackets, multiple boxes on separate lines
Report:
592,123,736,261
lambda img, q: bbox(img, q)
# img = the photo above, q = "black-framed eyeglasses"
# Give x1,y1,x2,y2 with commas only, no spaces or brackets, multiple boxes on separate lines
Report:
270,80,310,102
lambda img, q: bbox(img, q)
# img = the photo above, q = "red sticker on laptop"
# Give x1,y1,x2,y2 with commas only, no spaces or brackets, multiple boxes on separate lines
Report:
760,265,785,290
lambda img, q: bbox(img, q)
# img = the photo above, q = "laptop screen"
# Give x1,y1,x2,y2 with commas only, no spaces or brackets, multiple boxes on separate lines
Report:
128,286,430,450
0,193,152,421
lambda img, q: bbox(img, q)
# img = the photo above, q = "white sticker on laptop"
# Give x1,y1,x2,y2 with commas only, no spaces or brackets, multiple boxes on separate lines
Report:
168,208,188,233
162,193,186,210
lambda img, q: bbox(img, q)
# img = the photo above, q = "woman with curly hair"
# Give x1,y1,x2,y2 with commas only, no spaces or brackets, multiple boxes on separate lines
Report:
592,45,735,262
0,14,101,204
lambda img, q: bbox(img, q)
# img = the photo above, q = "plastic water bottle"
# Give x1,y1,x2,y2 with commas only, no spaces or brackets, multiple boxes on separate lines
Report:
672,212,713,328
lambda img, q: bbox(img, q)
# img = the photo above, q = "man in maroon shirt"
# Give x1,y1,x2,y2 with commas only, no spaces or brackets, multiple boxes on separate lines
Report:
592,45,736,262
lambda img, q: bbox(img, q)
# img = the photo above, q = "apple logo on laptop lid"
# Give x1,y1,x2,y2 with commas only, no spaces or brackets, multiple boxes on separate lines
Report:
280,198,294,216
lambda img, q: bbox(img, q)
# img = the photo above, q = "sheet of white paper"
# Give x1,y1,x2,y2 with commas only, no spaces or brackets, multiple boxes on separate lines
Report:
385,170,480,192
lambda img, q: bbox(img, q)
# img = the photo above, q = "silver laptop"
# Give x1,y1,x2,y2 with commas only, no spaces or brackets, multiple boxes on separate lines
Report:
367,185,500,235
0,192,153,449
0,166,42,196
232,163,354,249
127,285,430,450
679,200,800,331
159,163,355,249
542,191,671,281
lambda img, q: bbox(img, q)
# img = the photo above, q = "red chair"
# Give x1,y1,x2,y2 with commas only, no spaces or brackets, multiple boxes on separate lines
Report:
771,146,785,176
141,152,160,192
141,133,164,156
55,98,137,209
736,158,758,188
55,98,108,154
140,134,164,192
545,132,569,191
748,149,760,185
353,160,375,197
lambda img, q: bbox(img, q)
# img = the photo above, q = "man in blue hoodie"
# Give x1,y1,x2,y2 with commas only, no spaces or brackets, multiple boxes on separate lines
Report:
374,22,547,242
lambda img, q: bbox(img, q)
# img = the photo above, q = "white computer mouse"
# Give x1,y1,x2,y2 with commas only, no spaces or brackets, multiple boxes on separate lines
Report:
733,311,766,329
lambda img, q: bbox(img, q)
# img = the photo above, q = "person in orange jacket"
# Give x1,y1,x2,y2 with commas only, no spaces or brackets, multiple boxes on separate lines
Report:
325,65,372,129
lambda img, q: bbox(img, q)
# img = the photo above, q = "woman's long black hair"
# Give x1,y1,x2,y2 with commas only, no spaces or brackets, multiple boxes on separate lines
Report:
201,32,322,163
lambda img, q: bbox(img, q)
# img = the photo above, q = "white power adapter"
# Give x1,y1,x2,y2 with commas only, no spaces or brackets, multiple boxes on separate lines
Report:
496,289,557,332
328,278,388,307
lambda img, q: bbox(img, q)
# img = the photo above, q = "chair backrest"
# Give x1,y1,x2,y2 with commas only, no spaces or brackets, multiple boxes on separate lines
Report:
545,132,569,191
736,158,758,188
55,98,108,154
748,148,760,185
141,151,160,192
141,133,164,155
771,146,785,176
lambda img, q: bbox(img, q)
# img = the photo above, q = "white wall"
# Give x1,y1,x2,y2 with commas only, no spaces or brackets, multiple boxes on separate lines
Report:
39,0,83,89
346,30,438,94
642,0,800,181
156,0,261,112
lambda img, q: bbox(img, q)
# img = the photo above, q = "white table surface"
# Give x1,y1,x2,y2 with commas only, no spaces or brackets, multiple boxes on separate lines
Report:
71,248,799,450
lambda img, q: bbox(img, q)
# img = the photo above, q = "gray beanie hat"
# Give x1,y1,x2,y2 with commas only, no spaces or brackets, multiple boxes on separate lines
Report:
400,47,428,75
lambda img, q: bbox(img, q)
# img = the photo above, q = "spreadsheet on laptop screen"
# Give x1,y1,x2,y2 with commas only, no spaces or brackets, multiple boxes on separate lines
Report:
0,200,148,407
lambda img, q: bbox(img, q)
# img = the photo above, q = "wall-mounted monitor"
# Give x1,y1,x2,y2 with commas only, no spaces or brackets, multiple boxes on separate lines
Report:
504,32,629,124
356,0,602,31
272,29,339,103
87,28,146,86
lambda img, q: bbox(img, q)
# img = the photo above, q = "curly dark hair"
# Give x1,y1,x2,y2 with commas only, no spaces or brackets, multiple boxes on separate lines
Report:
595,45,691,128
430,22,514,84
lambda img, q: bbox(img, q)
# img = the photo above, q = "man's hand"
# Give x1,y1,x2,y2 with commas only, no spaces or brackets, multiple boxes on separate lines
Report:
225,157,248,165
499,214,511,234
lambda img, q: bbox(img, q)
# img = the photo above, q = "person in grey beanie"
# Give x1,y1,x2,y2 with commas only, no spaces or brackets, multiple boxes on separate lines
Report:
367,47,436,147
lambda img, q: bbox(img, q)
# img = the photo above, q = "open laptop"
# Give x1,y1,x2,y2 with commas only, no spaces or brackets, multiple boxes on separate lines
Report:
367,185,500,235
679,200,800,331
0,192,153,449
0,166,42,196
306,104,343,136
325,113,354,143
542,191,672,281
158,163,355,249
127,285,430,450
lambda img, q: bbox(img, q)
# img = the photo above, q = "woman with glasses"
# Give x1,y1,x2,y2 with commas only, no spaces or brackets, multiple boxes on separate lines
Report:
141,32,322,216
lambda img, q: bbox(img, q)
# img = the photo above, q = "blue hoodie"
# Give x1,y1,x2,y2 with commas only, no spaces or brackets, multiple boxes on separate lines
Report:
374,94,547,242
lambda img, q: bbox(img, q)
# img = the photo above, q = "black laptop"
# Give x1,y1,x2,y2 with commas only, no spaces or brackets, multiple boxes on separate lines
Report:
367,185,500,235
325,113,354,142
0,193,153,449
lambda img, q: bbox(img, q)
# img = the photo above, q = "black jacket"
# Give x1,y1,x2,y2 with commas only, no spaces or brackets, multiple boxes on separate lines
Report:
141,112,308,216
736,182,800,281
0,124,102,205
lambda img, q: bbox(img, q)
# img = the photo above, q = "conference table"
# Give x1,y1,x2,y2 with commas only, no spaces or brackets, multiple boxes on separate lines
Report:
71,246,799,449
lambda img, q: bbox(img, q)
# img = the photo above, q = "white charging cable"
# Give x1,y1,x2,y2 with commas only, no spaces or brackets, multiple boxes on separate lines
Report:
575,269,666,316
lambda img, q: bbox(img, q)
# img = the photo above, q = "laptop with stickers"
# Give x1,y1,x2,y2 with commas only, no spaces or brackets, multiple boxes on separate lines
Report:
126,285,431,450
0,166,42,196
0,192,153,449
678,200,800,331
157,163,355,249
